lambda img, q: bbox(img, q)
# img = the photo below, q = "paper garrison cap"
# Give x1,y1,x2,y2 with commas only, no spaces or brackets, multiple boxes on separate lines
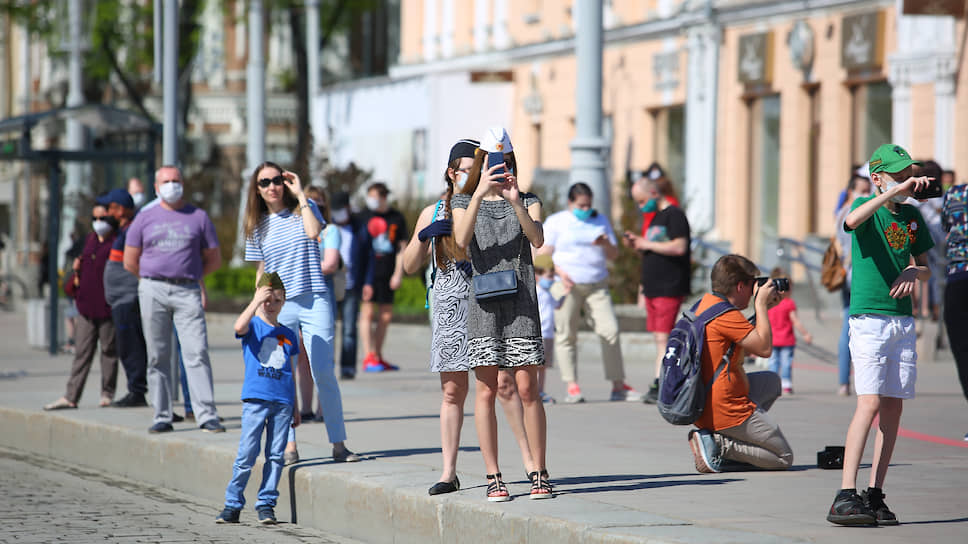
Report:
480,127,513,154
533,254,554,270
256,272,286,292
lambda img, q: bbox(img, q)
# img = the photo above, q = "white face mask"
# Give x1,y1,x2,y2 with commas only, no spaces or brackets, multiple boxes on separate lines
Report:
92,220,113,237
455,172,468,191
365,196,382,211
331,208,350,224
158,182,184,204
882,180,908,204
131,192,146,207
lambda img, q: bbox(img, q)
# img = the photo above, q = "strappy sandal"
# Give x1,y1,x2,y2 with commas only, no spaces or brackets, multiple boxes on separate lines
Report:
485,473,510,502
528,469,554,499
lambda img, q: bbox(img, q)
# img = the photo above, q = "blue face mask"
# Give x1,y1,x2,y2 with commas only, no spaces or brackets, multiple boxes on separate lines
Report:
639,199,658,213
538,277,553,290
572,208,593,221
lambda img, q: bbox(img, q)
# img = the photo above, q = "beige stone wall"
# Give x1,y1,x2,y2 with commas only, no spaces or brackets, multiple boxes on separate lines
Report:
400,0,424,63
910,82,936,160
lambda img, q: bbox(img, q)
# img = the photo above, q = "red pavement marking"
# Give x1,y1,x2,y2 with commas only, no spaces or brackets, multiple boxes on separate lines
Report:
791,364,968,449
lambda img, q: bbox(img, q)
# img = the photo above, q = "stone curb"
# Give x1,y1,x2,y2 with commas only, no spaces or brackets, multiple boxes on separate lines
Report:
0,406,803,544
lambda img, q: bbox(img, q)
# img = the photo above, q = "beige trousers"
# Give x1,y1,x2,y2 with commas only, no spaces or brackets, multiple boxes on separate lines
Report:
554,279,625,383
715,371,794,470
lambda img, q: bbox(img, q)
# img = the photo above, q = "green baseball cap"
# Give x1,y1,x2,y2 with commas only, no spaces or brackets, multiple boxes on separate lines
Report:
868,144,921,174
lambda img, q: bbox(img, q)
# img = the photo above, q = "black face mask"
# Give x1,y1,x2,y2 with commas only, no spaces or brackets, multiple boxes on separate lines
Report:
103,216,119,230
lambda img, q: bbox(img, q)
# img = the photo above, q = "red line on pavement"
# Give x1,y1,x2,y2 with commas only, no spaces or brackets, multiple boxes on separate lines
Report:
897,426,968,449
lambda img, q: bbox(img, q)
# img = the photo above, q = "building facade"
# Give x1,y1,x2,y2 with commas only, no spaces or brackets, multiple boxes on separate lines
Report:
331,0,968,268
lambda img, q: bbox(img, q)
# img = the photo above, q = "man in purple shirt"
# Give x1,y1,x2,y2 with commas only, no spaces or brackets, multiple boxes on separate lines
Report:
124,165,224,434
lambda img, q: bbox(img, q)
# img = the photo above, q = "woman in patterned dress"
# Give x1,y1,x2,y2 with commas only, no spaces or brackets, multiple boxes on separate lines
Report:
402,139,536,496
451,128,553,501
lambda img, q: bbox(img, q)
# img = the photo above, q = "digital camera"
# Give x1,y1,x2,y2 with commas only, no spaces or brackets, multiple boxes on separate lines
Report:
755,276,790,292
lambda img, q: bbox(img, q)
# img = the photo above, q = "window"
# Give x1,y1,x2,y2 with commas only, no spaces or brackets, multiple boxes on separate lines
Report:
851,81,892,166
748,95,781,266
651,106,686,199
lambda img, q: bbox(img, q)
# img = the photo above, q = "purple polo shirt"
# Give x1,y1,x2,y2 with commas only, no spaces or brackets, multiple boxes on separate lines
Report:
125,203,219,281
75,231,116,320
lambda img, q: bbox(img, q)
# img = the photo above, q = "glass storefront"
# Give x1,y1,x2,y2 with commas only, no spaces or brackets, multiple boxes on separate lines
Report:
851,81,893,166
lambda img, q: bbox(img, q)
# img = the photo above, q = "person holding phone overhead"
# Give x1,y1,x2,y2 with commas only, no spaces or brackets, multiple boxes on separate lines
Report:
539,182,643,404
451,127,553,502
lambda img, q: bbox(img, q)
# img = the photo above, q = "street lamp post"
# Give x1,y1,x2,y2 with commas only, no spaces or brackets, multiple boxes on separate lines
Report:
569,1,610,215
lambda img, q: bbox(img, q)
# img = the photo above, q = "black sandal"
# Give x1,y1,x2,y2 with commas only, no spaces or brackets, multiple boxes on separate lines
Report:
485,473,510,502
528,469,554,499
428,475,460,496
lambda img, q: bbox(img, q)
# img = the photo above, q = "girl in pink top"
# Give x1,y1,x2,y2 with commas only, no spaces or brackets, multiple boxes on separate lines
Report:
766,268,813,394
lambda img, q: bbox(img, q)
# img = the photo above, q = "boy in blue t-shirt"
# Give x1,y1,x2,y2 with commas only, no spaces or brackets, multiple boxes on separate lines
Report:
216,272,300,525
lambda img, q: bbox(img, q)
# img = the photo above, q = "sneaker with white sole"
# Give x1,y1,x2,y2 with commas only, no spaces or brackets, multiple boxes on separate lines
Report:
687,429,721,473
609,384,645,402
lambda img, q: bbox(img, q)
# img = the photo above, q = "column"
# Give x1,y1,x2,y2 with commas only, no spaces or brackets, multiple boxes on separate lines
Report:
889,68,911,150
684,23,720,234
935,72,955,168
569,0,609,214
493,0,510,49
473,0,489,52
440,0,455,58
423,0,438,61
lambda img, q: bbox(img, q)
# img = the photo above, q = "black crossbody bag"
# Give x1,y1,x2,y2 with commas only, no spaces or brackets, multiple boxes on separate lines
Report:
472,235,524,301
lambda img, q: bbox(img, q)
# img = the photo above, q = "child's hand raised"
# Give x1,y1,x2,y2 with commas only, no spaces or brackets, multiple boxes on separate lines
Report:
254,285,274,304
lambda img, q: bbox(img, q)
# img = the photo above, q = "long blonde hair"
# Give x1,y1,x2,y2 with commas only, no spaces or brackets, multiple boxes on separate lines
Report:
242,161,300,240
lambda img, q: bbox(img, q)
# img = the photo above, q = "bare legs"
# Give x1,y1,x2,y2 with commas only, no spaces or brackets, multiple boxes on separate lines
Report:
474,365,547,476
439,371,469,483
840,395,903,490
359,302,394,360
497,370,536,473
653,331,669,379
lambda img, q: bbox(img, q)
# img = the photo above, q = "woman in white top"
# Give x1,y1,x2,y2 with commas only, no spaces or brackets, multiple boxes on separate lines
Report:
541,183,643,404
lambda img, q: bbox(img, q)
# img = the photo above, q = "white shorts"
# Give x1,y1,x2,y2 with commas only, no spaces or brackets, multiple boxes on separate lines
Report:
848,314,917,399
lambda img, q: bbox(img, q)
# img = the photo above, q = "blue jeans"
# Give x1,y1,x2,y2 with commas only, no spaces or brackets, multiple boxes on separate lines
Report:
768,346,795,388
278,291,346,444
224,400,291,510
339,287,361,376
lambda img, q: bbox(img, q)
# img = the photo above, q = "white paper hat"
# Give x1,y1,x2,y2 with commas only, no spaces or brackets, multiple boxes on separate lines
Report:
479,126,513,154
856,162,870,179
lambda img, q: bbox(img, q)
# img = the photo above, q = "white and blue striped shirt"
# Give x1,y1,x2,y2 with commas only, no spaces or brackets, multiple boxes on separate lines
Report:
245,201,327,299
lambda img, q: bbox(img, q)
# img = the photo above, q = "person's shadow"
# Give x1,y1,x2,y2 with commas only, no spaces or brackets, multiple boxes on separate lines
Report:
547,473,743,495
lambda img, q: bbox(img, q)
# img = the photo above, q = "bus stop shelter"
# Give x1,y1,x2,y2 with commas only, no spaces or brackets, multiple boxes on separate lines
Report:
0,104,160,355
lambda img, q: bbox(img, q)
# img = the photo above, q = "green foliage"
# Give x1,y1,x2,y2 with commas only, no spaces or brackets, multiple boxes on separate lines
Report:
394,275,429,316
204,266,259,299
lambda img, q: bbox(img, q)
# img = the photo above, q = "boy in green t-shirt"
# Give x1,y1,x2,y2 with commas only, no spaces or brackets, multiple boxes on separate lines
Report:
827,144,934,526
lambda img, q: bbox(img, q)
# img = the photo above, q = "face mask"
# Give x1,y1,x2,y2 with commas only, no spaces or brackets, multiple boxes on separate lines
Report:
572,208,593,221
640,199,658,213
881,179,908,204
158,182,183,204
92,220,113,237
538,277,553,290
331,208,350,224
365,196,381,211
131,192,145,207
455,172,468,191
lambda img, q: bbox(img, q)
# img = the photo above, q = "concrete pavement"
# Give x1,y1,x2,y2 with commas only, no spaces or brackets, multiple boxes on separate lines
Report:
1,303,966,543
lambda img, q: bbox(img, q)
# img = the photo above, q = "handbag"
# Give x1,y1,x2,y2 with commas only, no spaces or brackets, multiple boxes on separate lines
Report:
820,237,846,292
472,234,524,302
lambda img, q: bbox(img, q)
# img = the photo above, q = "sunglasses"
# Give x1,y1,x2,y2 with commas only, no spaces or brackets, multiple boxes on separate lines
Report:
92,216,108,221
258,175,285,188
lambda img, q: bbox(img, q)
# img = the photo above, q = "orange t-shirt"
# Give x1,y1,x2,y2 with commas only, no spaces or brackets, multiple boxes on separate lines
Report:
692,293,757,431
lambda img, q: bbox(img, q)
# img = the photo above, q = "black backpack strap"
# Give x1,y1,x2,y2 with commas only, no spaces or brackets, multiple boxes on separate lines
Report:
696,299,737,397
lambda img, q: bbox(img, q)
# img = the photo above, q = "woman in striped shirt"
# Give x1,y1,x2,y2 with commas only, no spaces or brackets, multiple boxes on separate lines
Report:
243,162,359,463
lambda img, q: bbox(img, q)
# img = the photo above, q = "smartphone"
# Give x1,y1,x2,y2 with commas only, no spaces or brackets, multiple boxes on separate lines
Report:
912,177,943,200
487,152,505,177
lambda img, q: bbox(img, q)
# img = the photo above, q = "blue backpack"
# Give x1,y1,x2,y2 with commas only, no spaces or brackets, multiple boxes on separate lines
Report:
657,298,736,425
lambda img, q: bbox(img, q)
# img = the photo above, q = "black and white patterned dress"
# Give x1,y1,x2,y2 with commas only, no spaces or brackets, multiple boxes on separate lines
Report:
451,192,544,368
429,202,471,373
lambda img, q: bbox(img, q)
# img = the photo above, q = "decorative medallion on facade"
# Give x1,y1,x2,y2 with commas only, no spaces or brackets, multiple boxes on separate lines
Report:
842,12,884,72
787,20,815,79
653,50,680,92
738,32,773,85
